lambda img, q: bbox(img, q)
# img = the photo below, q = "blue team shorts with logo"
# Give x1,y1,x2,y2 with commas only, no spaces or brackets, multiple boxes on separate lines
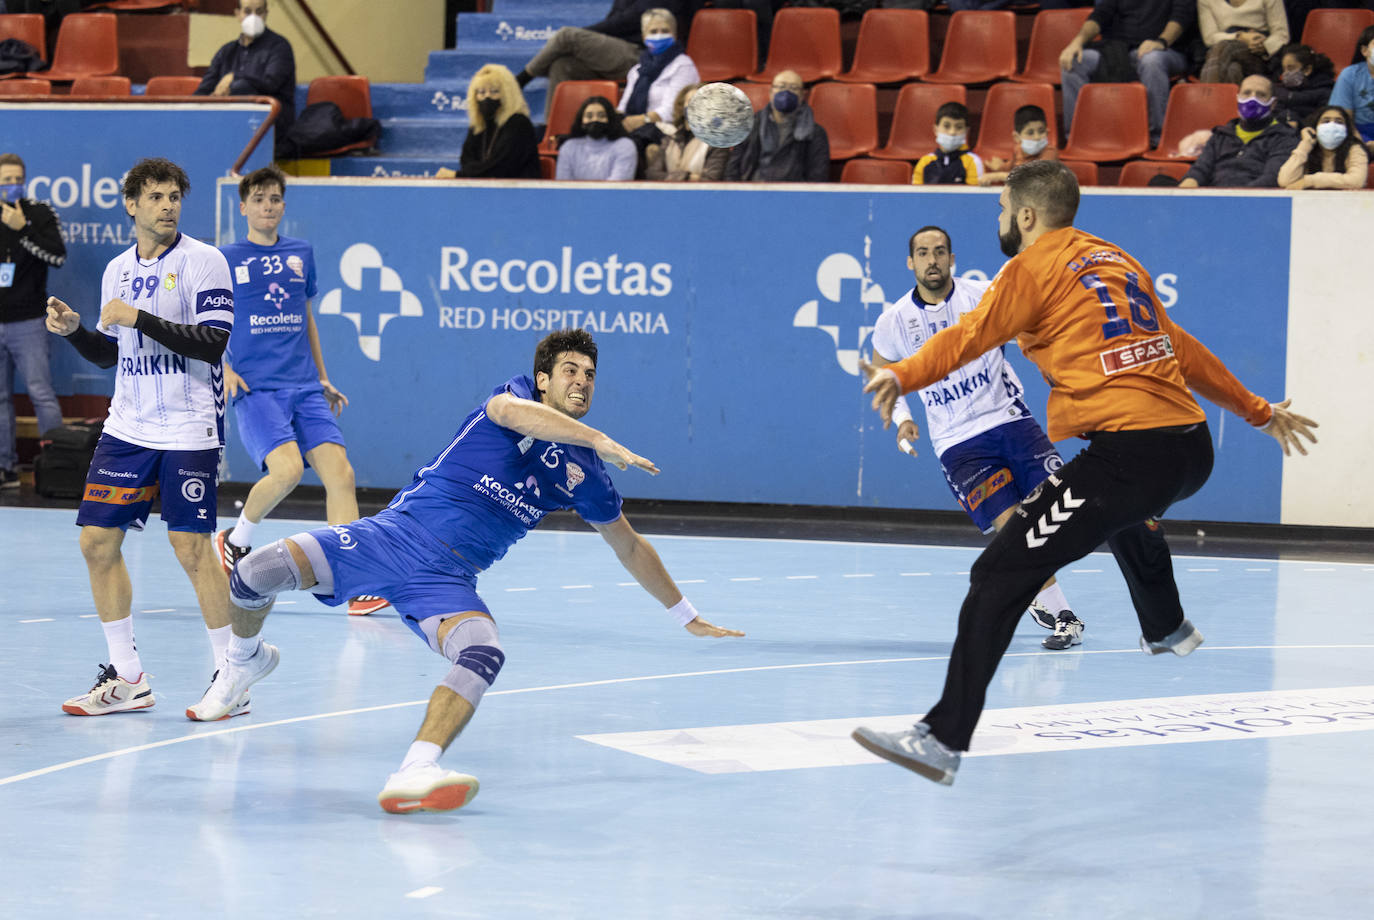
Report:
233,386,345,470
76,433,220,533
939,417,1063,534
304,508,490,644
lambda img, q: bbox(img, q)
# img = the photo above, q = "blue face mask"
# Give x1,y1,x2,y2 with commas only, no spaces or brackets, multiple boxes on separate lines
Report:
645,35,674,55
772,90,799,114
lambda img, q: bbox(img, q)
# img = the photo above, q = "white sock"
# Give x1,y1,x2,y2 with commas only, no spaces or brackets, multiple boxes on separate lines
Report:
229,513,258,549
1035,582,1069,614
400,740,442,771
227,632,262,664
101,616,143,681
206,624,232,672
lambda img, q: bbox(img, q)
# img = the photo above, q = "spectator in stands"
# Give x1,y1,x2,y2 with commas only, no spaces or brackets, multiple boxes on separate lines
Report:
1059,0,1197,146
724,70,829,183
618,9,699,140
1277,104,1369,188
644,83,729,181
556,96,638,181
913,102,983,186
1273,44,1337,124
515,2,686,122
195,0,296,146
1198,0,1290,85
981,104,1059,186
1178,74,1300,186
0,152,65,490
1329,25,1374,153
947,0,1094,8
436,65,540,180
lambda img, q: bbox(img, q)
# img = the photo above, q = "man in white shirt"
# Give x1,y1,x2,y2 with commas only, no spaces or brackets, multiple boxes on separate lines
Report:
869,225,1085,649
46,157,239,716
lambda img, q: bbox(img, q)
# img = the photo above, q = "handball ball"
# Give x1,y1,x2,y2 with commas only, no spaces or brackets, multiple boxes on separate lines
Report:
686,82,755,148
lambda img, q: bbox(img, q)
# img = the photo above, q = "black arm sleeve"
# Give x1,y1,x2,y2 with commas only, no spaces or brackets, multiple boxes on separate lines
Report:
133,312,229,364
19,201,66,266
66,325,119,369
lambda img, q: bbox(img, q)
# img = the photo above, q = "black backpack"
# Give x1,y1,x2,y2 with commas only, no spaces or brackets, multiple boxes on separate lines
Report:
34,419,103,500
279,101,380,157
0,38,45,76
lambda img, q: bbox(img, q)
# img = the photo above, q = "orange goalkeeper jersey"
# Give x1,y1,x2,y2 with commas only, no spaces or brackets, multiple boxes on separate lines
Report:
886,227,1271,441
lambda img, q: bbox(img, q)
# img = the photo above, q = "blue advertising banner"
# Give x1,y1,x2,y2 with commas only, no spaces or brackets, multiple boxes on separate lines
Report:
215,181,1290,523
3,102,274,393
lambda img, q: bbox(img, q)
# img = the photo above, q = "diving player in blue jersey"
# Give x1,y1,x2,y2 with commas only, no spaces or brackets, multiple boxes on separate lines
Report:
188,328,744,813
217,166,388,617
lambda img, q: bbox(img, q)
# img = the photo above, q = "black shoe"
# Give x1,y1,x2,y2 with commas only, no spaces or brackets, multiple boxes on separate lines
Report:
1042,611,1084,650
0,468,19,490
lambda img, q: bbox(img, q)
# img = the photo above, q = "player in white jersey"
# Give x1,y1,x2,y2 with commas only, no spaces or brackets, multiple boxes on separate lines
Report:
46,158,240,715
869,226,1085,649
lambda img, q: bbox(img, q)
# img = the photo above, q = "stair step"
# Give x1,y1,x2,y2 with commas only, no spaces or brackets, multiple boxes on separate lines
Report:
377,117,471,156
456,13,584,50
425,47,532,82
488,0,605,18
328,155,455,178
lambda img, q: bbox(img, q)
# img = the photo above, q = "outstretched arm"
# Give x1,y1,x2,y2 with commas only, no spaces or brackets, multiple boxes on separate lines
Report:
592,514,744,638
485,392,659,473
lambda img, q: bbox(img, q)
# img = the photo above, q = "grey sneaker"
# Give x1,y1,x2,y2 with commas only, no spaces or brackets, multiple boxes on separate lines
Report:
1141,618,1204,656
851,722,960,785
1028,601,1057,630
1042,611,1084,650
185,641,279,721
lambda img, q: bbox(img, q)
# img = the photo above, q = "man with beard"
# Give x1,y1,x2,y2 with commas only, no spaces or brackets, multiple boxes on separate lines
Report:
869,226,1085,650
853,161,1317,786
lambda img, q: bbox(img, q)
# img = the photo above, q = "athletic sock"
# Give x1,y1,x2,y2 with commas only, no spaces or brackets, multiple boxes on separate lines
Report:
101,616,143,682
400,741,442,772
229,513,258,549
1035,582,1069,614
227,632,262,665
206,624,232,672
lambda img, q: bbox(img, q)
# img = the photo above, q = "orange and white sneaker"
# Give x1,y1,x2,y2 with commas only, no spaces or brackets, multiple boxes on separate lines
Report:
214,528,250,578
62,664,155,716
378,763,479,814
347,595,391,616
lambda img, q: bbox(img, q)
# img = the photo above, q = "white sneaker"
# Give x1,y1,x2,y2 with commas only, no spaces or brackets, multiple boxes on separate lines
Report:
185,669,252,721
62,664,155,716
378,762,480,814
185,642,279,722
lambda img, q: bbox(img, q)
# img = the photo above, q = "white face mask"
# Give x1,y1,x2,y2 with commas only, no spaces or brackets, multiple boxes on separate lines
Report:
936,132,966,153
241,13,265,39
1020,137,1049,157
1316,121,1348,150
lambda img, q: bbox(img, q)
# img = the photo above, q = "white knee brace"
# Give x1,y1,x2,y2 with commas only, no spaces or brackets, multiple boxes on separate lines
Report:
439,616,505,708
229,540,304,610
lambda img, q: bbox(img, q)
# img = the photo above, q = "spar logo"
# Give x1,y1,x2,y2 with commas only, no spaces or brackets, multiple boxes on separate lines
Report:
318,243,423,361
793,248,893,376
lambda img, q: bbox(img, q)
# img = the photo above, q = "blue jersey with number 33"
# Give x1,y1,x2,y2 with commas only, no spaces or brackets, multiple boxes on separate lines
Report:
220,235,318,390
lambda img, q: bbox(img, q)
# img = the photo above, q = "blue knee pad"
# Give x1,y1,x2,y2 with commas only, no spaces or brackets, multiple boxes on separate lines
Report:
439,616,505,707
229,539,304,610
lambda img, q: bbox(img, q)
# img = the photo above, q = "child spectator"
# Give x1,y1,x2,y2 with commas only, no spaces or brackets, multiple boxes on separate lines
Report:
1272,44,1336,125
980,104,1059,186
1277,105,1369,189
912,102,983,186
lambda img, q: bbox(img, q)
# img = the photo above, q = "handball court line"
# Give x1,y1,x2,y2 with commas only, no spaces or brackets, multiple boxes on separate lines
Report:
5,644,1373,789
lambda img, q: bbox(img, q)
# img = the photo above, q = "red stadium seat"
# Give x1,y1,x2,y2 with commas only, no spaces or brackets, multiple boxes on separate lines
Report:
538,80,619,154
0,13,46,62
871,83,966,161
973,82,1057,164
539,156,556,181
34,13,118,82
70,75,131,96
1145,83,1240,161
923,11,1017,85
809,82,878,160
686,9,757,83
1118,160,1191,187
304,75,375,157
840,158,913,185
747,8,843,84
835,9,930,84
1060,159,1101,186
1059,83,1150,162
0,78,51,95
1301,9,1374,68
1013,8,1092,84
734,81,772,111
144,75,202,96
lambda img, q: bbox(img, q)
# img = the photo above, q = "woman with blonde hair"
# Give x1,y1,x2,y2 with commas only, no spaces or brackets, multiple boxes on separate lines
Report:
436,64,540,179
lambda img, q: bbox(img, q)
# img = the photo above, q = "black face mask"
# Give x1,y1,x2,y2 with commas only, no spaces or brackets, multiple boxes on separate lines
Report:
584,122,609,140
477,98,500,122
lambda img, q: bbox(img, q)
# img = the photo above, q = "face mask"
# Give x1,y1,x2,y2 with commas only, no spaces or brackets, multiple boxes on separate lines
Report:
644,35,673,55
0,182,23,204
1316,121,1348,149
584,122,609,140
1281,70,1305,88
1020,137,1049,157
1237,97,1273,123
241,13,265,39
936,132,966,153
771,90,799,114
476,98,500,122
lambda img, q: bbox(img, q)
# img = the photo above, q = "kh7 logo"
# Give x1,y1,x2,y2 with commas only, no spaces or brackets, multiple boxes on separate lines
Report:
317,243,423,361
792,249,893,376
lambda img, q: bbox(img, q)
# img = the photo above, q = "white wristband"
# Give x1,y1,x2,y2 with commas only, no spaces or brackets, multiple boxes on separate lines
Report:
890,394,914,427
668,597,698,626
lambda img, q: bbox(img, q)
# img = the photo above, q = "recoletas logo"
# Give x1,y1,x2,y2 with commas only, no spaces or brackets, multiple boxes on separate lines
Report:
317,243,423,361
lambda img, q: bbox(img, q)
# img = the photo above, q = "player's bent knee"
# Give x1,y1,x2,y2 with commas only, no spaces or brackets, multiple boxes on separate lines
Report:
229,539,305,609
439,616,505,708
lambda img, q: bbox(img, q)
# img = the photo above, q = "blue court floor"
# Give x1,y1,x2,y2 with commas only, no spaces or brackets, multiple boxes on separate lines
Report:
2,505,1372,920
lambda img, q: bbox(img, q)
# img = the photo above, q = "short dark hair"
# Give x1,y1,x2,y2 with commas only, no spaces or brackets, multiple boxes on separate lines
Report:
934,102,969,125
561,96,628,145
1013,105,1047,134
122,157,190,201
1005,160,1079,229
0,153,26,177
908,225,952,257
238,164,286,201
533,329,598,396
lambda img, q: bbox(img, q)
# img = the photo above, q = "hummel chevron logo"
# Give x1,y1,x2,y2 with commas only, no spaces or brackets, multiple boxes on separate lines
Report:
1025,489,1085,548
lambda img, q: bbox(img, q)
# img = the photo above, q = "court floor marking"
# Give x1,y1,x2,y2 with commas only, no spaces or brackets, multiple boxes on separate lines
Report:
6,643,1372,789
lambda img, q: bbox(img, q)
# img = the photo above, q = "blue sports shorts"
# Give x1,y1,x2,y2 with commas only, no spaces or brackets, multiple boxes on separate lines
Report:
233,386,345,470
939,418,1063,533
76,433,219,533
